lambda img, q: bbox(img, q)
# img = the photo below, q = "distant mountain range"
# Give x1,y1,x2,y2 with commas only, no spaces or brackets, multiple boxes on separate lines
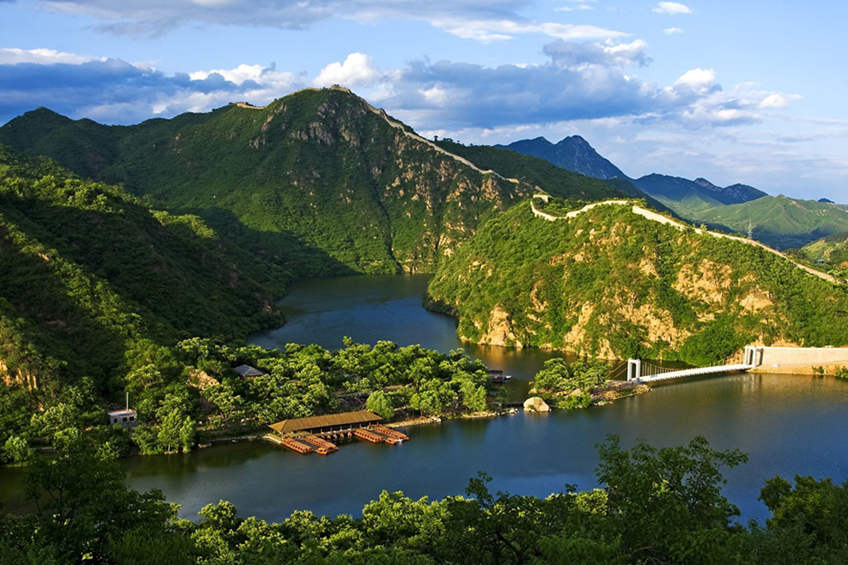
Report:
506,135,846,249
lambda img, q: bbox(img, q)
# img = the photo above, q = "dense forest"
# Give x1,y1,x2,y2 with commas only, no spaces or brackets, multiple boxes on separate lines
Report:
2,433,847,564
0,334,496,462
428,198,848,364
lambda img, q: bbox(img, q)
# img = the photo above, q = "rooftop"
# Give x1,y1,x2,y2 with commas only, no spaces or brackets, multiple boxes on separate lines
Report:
269,410,382,434
232,364,265,377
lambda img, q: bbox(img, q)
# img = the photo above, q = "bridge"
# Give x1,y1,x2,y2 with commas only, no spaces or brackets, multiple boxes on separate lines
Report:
627,346,763,383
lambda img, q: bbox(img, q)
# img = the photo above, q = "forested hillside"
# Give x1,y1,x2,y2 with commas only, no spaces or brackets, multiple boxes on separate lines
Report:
0,87,626,275
428,198,848,364
0,144,287,392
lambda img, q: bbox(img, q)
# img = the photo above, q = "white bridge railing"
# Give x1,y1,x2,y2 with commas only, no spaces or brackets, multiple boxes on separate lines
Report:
627,346,764,383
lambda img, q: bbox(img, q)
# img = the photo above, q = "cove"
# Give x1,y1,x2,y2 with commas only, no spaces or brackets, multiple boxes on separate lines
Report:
113,275,848,523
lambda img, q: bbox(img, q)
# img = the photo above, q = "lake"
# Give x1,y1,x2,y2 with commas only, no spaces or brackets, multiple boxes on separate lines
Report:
6,275,846,523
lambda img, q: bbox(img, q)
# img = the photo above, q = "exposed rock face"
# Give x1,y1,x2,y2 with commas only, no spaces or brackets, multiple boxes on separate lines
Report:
523,396,551,413
481,306,522,347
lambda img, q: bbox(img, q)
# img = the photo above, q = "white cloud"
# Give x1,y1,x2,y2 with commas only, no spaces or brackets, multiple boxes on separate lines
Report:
673,68,716,93
430,18,626,42
545,39,652,68
0,47,104,65
555,0,597,12
760,93,800,109
39,0,626,43
313,53,381,88
652,2,693,15
664,27,684,35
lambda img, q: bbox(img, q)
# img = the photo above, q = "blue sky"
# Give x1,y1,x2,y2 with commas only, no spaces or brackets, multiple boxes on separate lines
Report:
1,1,846,201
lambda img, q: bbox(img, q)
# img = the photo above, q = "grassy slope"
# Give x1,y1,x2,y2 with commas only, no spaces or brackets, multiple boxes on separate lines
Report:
1,88,625,277
802,232,848,265
428,199,848,364
0,144,287,389
657,195,848,249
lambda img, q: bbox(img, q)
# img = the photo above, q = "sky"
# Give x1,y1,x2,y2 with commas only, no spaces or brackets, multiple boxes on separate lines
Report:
1,1,846,201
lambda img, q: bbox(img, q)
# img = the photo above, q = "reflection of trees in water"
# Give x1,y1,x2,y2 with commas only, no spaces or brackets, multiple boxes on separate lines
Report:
124,442,275,478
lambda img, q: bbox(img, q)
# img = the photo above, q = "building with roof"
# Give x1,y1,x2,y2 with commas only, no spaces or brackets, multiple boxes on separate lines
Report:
269,410,382,435
232,364,265,377
108,408,137,426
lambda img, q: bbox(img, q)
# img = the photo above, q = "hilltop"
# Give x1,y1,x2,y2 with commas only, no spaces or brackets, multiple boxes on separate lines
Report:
427,197,848,365
0,88,627,276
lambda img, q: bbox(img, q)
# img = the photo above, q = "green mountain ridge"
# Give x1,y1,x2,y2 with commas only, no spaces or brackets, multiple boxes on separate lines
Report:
693,195,848,249
0,87,627,277
427,198,848,365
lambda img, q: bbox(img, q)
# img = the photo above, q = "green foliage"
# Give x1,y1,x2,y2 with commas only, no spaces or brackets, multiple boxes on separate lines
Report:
428,198,848,364
365,391,394,420
4,435,848,563
533,358,609,393
2,435,30,464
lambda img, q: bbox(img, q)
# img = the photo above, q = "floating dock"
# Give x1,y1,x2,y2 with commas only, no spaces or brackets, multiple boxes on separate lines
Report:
353,427,386,443
302,435,339,455
280,437,314,454
267,410,410,455
370,424,409,442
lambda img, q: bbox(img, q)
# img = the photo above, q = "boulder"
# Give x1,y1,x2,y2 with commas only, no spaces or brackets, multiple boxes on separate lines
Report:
523,396,551,413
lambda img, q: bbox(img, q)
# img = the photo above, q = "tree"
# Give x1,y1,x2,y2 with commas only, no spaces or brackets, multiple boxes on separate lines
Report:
460,380,487,412
596,435,748,564
2,434,31,463
366,391,394,420
157,409,185,454
22,435,180,563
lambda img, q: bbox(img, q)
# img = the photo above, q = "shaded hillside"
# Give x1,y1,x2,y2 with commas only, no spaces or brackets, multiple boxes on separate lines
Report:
1,88,623,276
502,136,626,179
0,145,287,389
427,198,848,365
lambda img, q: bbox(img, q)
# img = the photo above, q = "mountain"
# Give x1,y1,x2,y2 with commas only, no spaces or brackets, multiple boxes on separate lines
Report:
433,139,652,202
819,198,835,203
0,87,626,277
427,197,848,365
0,144,287,390
692,178,768,204
694,195,848,249
632,174,768,216
502,136,626,180
632,175,847,248
631,174,725,214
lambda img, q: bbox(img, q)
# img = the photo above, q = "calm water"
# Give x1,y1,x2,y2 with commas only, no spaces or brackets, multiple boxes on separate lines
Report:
4,276,846,523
